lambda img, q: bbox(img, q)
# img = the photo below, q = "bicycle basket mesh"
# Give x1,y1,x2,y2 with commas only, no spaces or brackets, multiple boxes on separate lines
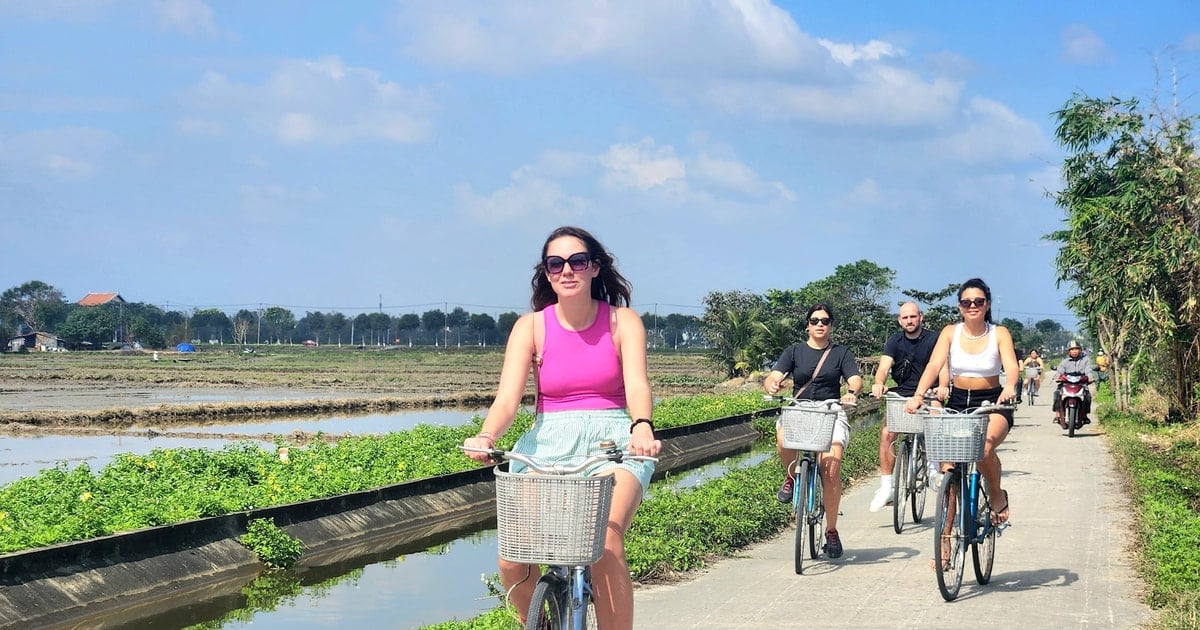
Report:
779,403,838,451
922,414,988,462
493,470,614,565
884,397,926,433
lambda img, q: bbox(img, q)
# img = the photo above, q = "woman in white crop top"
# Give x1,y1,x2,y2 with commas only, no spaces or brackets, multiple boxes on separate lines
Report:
906,278,1019,533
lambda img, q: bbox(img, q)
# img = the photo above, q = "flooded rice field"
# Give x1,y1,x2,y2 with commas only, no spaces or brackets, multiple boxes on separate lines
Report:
0,407,486,487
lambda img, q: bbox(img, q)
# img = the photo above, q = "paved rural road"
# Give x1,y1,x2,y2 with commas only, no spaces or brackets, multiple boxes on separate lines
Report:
635,400,1154,629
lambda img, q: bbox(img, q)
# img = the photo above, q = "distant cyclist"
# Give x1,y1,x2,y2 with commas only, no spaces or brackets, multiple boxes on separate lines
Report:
1021,349,1043,401
868,302,947,513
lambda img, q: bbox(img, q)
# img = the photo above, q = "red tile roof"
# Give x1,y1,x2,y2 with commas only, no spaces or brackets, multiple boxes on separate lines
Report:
78,292,124,306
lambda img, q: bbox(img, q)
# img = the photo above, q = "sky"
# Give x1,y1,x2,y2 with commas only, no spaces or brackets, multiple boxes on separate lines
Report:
2,1,1197,328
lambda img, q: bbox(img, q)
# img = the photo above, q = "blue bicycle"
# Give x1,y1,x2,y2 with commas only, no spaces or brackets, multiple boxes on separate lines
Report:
771,397,845,574
922,404,1013,601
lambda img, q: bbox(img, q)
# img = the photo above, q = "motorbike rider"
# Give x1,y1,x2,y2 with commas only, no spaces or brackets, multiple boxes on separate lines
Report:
1053,340,1093,426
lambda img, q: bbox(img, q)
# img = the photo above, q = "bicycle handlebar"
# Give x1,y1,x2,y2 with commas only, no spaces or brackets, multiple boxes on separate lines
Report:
459,445,657,474
881,391,938,402
762,395,857,409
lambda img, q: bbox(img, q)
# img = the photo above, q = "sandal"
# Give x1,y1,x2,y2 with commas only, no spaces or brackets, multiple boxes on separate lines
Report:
991,490,1010,526
928,534,953,571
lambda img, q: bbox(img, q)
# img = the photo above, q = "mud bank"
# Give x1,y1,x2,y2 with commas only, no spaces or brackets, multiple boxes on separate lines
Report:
0,412,767,629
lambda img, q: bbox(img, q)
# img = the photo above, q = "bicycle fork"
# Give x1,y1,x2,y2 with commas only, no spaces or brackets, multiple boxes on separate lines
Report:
961,470,1009,541
569,565,593,629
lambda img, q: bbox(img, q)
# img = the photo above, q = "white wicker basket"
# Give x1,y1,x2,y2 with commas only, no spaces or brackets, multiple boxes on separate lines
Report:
493,470,614,565
779,402,838,452
885,396,926,434
923,414,988,462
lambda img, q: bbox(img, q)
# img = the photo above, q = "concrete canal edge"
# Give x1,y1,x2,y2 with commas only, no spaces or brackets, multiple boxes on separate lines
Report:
0,411,770,629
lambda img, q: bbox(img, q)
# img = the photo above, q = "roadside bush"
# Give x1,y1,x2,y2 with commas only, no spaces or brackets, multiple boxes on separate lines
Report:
239,518,303,570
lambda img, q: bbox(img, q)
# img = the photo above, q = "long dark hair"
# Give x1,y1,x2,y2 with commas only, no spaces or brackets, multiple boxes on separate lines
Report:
957,277,994,324
531,226,632,311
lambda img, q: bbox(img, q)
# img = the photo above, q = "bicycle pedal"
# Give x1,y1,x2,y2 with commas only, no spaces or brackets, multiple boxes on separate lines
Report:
994,522,1011,535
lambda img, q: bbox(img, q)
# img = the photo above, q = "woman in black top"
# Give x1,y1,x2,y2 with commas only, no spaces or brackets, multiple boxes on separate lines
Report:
763,303,862,559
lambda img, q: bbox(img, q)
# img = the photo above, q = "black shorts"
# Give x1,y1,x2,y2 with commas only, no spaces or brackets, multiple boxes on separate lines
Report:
947,385,1014,428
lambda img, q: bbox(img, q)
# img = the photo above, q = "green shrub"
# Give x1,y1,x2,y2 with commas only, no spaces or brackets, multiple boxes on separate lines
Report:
239,518,303,570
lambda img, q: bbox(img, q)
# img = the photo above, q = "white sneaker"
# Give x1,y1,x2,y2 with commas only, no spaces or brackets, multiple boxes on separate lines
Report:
927,463,944,489
869,484,893,512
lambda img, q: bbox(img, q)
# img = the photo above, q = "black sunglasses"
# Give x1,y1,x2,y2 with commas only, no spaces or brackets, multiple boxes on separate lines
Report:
959,297,988,308
544,252,592,274
808,317,832,326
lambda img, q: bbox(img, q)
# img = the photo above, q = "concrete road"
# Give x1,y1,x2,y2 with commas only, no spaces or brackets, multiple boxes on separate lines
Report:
635,401,1154,629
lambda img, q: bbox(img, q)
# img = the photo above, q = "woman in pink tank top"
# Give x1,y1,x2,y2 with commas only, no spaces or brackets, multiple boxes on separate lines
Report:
463,226,660,630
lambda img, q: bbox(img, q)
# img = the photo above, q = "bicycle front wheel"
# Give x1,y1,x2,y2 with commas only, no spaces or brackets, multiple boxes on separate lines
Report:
972,483,996,585
1028,379,1036,405
934,469,966,601
527,574,567,630
794,458,811,574
893,439,910,534
911,434,928,523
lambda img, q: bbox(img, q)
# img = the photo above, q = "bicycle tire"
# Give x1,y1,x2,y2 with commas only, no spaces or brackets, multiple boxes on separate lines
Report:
809,460,826,560
794,458,810,574
1068,405,1077,438
526,574,567,630
911,434,928,523
1028,378,1036,405
934,468,965,601
893,439,910,534
972,483,996,585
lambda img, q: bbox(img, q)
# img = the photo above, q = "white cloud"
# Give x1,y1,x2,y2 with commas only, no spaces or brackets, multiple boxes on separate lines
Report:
600,138,686,192
817,38,902,65
394,0,822,75
701,69,963,127
927,97,1052,164
1182,33,1200,51
457,135,794,225
152,0,218,37
455,172,588,223
182,57,435,146
1061,24,1110,64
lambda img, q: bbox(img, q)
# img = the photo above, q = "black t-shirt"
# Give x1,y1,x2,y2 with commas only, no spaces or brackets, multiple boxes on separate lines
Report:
772,342,860,401
882,328,938,396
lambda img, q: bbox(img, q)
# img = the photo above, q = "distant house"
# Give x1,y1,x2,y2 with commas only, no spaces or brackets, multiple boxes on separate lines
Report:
78,292,126,307
9,331,62,351
78,292,129,345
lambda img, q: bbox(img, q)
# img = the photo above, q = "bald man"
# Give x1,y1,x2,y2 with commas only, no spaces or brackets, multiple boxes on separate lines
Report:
869,302,948,512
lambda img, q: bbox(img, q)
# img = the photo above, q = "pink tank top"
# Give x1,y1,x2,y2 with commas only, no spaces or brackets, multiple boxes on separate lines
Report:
536,301,626,412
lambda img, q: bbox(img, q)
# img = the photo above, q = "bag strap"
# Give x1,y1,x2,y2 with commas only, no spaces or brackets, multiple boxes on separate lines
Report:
794,345,832,398
532,309,545,409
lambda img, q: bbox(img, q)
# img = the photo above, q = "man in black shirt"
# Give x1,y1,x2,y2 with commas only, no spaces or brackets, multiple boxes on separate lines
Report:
868,302,947,512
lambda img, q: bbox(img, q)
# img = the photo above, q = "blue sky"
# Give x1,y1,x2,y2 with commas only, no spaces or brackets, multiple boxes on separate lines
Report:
2,1,1196,328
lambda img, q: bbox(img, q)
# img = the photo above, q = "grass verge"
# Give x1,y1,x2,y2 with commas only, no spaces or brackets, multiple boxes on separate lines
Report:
1100,395,1200,629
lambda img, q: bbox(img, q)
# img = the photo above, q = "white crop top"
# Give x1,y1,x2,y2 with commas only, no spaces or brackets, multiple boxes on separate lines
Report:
948,323,1002,378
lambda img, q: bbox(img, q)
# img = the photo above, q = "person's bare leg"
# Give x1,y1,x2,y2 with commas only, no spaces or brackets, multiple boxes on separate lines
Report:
590,469,642,630
878,422,895,475
499,560,536,622
976,414,1010,523
820,443,845,530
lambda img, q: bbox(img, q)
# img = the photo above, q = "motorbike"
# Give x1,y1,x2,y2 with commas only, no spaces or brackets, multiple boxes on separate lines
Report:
1057,372,1091,437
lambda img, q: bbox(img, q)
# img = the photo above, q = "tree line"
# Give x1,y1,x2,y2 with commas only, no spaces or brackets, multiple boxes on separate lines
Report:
0,282,702,351
697,259,1072,379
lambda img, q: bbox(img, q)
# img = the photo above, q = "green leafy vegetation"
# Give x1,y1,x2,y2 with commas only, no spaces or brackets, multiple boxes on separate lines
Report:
0,393,768,554
239,518,303,569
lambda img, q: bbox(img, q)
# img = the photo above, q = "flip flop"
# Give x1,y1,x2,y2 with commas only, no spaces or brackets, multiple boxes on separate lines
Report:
991,490,1010,526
